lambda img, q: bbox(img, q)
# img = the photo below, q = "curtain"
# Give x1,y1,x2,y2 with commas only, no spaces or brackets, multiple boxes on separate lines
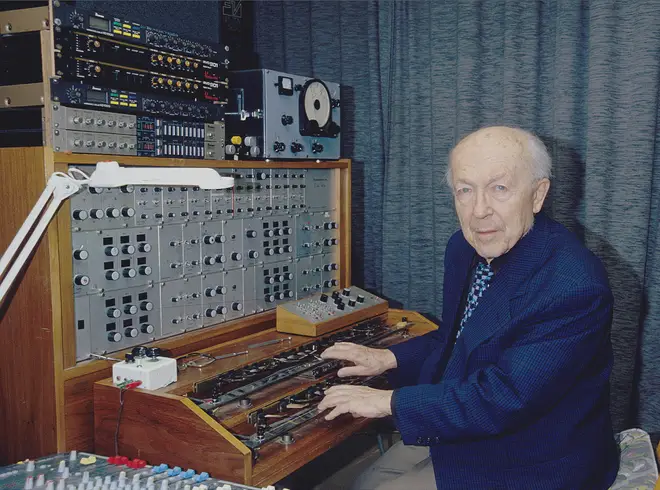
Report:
253,0,660,435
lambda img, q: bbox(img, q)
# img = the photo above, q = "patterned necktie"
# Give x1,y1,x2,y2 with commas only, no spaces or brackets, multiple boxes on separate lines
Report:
456,261,494,339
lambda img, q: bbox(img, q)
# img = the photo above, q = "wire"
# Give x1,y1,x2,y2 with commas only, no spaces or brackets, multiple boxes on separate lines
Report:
114,389,126,456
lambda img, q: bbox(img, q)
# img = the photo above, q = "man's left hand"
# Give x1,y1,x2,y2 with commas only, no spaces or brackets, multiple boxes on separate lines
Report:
318,385,393,421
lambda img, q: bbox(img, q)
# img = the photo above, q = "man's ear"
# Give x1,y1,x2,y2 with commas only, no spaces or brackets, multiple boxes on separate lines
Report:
532,178,550,213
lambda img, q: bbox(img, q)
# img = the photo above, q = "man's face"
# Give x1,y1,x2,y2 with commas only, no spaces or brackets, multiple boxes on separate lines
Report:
449,129,549,262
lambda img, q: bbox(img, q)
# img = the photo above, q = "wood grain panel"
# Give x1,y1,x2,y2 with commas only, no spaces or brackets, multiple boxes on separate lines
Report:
94,382,250,484
54,153,350,169
0,147,58,465
340,165,352,287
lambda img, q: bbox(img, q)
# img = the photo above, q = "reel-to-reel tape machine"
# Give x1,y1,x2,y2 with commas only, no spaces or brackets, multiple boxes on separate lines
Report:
224,69,341,160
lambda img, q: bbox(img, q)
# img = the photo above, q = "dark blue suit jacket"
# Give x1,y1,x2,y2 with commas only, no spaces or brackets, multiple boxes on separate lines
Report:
388,212,619,489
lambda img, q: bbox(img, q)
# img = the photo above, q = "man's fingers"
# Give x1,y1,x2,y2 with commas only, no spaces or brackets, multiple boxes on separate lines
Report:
336,366,370,377
325,404,349,421
320,343,362,360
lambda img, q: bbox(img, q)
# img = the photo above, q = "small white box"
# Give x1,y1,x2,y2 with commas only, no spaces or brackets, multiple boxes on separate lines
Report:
112,356,177,390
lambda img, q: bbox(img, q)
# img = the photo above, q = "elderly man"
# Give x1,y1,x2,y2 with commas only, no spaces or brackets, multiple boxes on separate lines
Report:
318,126,619,489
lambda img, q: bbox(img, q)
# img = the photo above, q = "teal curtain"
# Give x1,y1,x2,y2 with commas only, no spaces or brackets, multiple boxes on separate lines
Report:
254,0,660,436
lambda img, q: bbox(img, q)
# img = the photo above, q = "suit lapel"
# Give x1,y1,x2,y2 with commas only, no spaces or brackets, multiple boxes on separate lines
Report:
441,212,552,378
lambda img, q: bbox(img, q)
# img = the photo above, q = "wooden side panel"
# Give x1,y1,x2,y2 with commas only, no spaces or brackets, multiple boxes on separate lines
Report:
64,368,112,452
94,383,250,484
0,147,58,465
339,165,352,287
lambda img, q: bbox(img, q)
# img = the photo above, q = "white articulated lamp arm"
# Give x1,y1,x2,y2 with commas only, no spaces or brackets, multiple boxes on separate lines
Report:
0,170,85,304
0,161,234,308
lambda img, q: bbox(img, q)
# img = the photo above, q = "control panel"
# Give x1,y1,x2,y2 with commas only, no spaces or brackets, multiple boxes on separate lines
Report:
51,104,224,159
71,166,340,360
225,69,341,160
52,1,229,63
0,451,276,490
51,79,226,122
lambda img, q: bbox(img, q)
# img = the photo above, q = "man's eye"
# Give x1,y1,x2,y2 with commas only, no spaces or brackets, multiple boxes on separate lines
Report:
457,187,471,194
494,185,507,192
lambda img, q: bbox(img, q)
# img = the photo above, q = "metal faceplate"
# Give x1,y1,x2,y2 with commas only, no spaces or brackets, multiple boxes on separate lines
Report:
70,166,340,360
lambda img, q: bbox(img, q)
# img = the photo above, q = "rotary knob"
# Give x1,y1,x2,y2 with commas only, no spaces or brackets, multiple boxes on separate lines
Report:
138,243,152,253
231,252,242,261
139,265,152,276
106,208,120,218
141,324,154,334
290,142,303,153
216,305,228,315
124,304,138,315
105,270,120,281
74,274,89,286
108,332,122,342
122,268,136,278
203,235,216,245
231,302,242,311
216,285,227,295
106,308,121,319
203,256,216,265
245,230,257,238
205,308,217,318
72,210,88,221
357,294,365,303
73,249,88,260
312,142,324,154
281,115,293,126
89,209,104,219
248,250,259,259
124,328,138,338
121,207,135,217
264,276,275,285
140,301,154,311
122,245,136,254
265,294,275,303
105,246,119,257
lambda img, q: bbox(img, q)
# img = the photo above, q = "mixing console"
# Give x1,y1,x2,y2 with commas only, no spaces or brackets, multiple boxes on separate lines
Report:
0,452,279,490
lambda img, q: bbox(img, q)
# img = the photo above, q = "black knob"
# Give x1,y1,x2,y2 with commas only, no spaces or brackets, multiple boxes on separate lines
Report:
357,295,365,303
320,294,328,303
337,303,345,310
281,115,293,126
332,291,340,299
348,299,356,307
125,353,135,363
343,288,351,296
132,346,147,358
291,142,303,153
246,230,257,238
273,142,285,152
312,142,324,153
147,347,161,359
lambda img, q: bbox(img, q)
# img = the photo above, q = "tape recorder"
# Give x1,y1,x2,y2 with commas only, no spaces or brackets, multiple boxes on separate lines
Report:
225,69,341,160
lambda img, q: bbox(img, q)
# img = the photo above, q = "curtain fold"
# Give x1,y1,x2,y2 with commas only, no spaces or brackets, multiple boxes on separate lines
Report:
254,0,660,434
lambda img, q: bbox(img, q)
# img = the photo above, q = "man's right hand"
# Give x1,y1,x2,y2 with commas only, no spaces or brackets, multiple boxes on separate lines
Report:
320,342,398,377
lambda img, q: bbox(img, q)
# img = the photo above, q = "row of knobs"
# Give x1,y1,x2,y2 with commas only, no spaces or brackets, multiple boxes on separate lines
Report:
71,116,134,129
265,290,294,303
74,263,152,286
73,207,134,220
72,139,136,150
273,141,324,154
107,323,154,342
202,302,242,319
150,53,199,69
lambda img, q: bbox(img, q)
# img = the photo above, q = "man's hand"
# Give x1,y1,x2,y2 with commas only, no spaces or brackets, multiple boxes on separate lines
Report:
320,342,398,377
318,385,393,421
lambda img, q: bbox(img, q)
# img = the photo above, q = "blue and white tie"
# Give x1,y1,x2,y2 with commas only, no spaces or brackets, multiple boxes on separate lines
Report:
456,262,494,339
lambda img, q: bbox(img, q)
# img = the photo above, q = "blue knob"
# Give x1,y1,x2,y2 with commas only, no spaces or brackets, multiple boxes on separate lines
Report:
194,472,209,483
183,469,195,478
167,466,182,477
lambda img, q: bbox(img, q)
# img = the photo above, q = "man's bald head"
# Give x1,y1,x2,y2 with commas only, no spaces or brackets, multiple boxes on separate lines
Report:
447,126,551,261
447,126,552,188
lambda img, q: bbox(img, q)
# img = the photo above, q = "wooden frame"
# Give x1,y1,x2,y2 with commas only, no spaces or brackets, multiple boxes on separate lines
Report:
93,309,437,486
0,146,352,466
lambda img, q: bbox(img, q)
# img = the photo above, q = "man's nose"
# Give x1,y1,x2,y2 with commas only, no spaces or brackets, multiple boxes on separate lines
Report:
472,189,492,219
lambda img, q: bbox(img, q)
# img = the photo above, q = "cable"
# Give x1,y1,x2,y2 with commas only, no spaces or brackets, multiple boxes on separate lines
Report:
114,389,126,456
114,380,141,456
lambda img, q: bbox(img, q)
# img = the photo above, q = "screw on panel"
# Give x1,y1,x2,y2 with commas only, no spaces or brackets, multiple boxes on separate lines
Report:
4,23,12,32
